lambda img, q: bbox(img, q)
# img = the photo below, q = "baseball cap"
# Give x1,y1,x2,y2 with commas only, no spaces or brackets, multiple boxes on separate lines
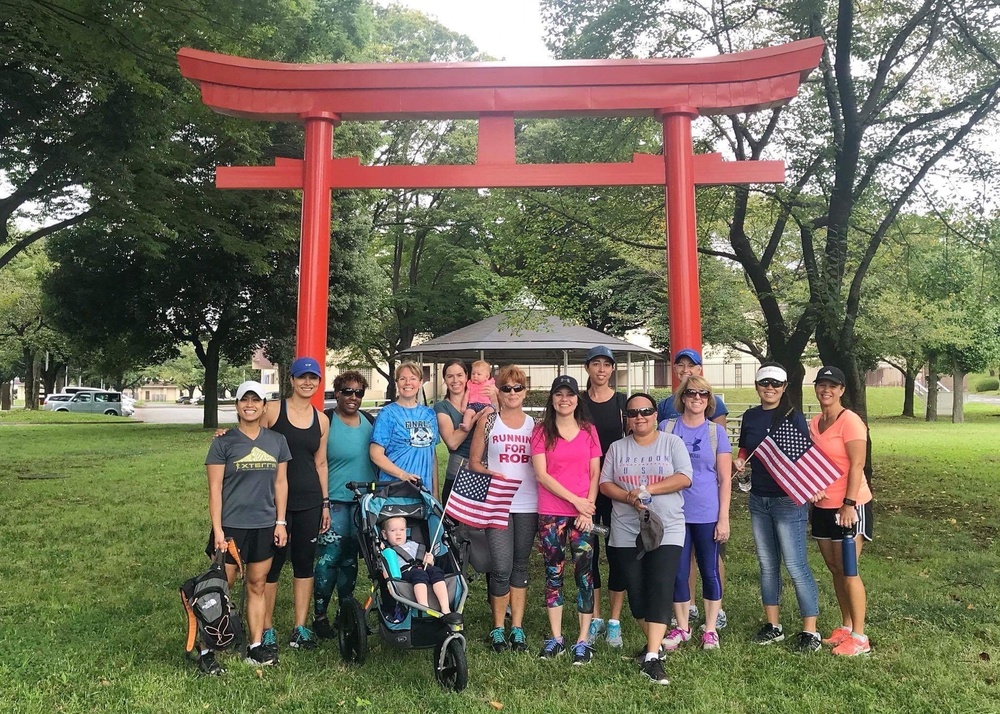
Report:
550,375,580,395
673,348,703,366
755,365,788,383
236,380,267,400
814,366,846,386
585,345,616,364
290,356,322,377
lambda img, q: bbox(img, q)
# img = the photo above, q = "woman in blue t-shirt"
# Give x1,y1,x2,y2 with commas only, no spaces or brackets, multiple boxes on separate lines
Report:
660,375,732,652
369,361,440,494
735,363,822,653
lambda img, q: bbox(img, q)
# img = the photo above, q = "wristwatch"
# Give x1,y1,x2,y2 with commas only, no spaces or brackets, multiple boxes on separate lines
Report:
842,497,857,507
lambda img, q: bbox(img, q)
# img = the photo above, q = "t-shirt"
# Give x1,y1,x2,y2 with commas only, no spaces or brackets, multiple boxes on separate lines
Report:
663,419,732,524
530,423,602,517
206,427,292,529
657,393,730,423
371,402,440,491
599,433,693,548
809,410,872,509
579,391,626,458
467,377,495,406
433,399,474,459
485,412,537,514
327,412,376,503
738,406,808,498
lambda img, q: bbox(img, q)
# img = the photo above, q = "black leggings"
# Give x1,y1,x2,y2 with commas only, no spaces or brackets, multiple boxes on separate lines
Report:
609,544,682,625
267,505,322,582
591,494,625,592
485,512,537,597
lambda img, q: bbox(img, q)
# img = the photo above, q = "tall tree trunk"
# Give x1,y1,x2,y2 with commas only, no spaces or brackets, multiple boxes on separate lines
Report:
385,358,397,401
925,363,938,422
23,347,38,410
901,363,917,418
1,381,10,411
201,341,221,429
952,366,966,424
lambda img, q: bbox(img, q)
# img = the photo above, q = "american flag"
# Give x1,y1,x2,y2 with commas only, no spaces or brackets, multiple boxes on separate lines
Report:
444,467,520,530
754,415,841,505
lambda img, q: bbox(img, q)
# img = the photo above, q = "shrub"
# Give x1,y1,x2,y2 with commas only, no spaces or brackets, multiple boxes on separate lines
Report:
974,377,999,393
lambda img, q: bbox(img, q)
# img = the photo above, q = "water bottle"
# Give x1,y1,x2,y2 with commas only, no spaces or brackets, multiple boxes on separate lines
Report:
841,527,858,577
736,462,752,493
588,524,610,537
638,477,652,506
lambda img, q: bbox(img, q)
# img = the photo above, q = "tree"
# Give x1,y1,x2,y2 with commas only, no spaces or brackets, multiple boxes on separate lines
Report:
541,0,1000,418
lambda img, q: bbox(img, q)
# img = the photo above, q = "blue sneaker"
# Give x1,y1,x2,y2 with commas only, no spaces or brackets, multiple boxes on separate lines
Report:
261,627,277,654
538,636,565,659
289,625,317,650
606,621,623,648
587,617,606,644
572,640,594,665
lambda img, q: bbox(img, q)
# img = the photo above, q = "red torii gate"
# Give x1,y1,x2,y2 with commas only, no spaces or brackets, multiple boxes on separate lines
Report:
178,38,823,409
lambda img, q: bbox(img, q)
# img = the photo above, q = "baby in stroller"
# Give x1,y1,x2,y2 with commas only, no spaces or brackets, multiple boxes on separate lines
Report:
380,516,462,624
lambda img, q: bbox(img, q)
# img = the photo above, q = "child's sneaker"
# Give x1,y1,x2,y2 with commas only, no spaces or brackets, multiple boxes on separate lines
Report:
246,644,278,666
508,626,528,653
539,636,565,659
639,656,669,685
571,640,594,665
822,626,852,647
489,626,509,653
701,631,720,650
606,620,623,648
289,625,317,650
197,651,224,676
751,623,784,645
832,633,871,656
587,617,606,644
661,628,691,652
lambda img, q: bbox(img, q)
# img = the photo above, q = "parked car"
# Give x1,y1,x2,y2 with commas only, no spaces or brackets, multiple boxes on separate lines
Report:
42,393,73,408
49,390,127,416
324,390,338,410
176,395,193,404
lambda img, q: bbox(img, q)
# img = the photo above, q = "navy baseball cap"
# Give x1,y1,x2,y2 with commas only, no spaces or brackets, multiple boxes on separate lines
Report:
814,366,846,386
290,356,322,377
550,375,580,395
673,348,703,365
585,345,616,364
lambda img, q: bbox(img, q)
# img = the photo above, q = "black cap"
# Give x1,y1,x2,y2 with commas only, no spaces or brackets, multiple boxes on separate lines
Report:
550,375,580,395
814,366,846,386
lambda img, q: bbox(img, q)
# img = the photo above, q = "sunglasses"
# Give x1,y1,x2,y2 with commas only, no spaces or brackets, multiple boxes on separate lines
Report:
499,384,526,393
338,388,366,397
683,389,710,398
756,379,786,388
625,407,656,418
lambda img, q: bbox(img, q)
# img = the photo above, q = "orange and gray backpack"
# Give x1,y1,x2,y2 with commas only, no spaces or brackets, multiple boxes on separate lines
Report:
180,539,246,656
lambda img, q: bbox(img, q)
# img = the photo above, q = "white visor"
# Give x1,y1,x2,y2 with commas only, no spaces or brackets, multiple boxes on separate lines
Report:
755,366,787,383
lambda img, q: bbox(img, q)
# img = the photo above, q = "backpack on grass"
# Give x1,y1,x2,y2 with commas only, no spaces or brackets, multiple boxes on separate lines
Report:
180,539,246,656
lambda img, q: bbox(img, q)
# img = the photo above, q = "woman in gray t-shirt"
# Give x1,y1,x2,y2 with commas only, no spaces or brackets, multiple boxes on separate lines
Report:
599,393,692,686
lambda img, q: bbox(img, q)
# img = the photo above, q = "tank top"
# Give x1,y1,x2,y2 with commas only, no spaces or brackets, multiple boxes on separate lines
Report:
271,400,322,511
485,412,537,513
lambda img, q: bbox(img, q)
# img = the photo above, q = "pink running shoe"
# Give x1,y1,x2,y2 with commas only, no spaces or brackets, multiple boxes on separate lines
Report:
832,633,871,657
661,628,691,652
701,631,720,650
822,626,852,647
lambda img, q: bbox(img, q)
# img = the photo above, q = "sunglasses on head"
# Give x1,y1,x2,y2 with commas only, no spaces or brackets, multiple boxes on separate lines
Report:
625,407,656,418
338,387,365,397
756,379,786,388
499,384,526,393
683,389,710,398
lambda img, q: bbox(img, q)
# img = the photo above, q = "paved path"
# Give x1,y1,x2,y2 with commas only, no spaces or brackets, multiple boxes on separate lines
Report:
967,393,1000,405
133,404,237,425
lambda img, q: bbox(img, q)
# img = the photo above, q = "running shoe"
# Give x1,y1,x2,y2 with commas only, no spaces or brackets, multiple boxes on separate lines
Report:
606,621,623,648
832,633,871,656
716,609,728,629
661,628,691,652
289,625,317,650
261,627,278,654
587,617,606,644
639,656,669,685
572,641,594,665
246,644,278,666
508,626,528,653
538,636,565,659
750,623,785,645
822,626,852,647
789,631,822,653
701,631,720,650
197,651,224,676
489,627,509,653
312,616,336,640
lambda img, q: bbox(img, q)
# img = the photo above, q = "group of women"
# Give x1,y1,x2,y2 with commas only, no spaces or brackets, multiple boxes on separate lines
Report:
201,350,872,685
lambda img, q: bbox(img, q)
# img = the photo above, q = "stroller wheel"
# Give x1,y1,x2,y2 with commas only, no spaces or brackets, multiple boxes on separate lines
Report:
338,598,367,665
433,635,468,692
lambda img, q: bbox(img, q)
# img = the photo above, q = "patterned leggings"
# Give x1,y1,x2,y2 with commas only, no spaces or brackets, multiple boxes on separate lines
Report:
537,515,594,613
313,502,359,618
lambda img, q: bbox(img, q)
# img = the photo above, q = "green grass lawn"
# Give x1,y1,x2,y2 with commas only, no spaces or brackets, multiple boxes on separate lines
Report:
1,391,999,713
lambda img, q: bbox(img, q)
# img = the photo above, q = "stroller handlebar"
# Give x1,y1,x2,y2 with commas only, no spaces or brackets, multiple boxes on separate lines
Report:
344,480,430,497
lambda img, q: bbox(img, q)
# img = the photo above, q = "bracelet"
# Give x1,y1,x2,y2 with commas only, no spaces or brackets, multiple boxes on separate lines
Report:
322,498,330,508
275,520,287,526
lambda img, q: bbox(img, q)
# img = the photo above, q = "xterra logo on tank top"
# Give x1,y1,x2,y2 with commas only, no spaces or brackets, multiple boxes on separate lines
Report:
406,420,434,448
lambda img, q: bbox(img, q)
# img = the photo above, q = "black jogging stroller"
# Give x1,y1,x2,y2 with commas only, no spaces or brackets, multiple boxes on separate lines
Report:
340,480,469,691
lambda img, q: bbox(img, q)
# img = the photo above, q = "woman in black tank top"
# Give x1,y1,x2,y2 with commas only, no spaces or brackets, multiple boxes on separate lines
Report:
259,356,330,653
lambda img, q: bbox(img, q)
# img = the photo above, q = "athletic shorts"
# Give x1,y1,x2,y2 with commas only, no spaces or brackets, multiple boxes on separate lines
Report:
811,503,873,542
206,525,276,564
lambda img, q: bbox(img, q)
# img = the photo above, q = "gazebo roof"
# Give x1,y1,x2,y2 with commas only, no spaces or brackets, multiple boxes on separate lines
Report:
398,312,663,366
